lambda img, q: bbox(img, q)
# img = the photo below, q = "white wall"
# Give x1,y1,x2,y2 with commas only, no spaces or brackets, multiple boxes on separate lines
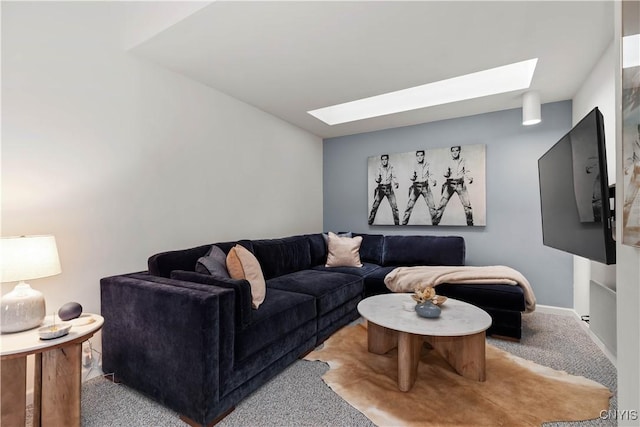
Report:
571,41,617,317
576,2,640,417
1,2,323,321
573,41,617,184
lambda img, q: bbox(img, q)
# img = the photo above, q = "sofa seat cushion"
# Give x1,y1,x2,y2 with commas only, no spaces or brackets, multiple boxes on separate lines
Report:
266,270,363,316
362,266,397,297
222,319,317,397
235,288,316,363
435,283,526,312
317,295,361,345
312,262,381,278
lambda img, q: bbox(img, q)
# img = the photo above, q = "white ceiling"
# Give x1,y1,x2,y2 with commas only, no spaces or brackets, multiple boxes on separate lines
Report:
130,1,614,139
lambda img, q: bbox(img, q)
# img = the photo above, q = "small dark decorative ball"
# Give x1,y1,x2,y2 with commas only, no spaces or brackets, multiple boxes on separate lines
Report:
58,302,83,321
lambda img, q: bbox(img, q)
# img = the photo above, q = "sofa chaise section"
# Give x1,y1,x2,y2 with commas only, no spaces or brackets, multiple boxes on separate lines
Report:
358,234,525,339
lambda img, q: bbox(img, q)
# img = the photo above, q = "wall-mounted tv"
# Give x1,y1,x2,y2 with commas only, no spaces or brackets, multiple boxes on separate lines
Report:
538,107,616,264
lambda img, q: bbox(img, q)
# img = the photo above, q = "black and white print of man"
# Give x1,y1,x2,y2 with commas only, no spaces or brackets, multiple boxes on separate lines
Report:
402,150,437,225
433,145,474,226
368,154,400,225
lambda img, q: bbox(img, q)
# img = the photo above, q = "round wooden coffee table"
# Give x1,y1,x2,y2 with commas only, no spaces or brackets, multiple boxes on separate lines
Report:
357,293,491,392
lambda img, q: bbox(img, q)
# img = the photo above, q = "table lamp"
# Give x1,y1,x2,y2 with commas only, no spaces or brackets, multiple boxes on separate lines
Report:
0,235,61,333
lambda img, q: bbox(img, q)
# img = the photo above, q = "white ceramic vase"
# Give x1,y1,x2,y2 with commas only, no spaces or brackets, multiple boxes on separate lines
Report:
1,282,46,333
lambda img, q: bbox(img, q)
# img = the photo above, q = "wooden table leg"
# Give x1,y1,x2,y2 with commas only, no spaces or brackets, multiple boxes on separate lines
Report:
367,321,398,354
40,343,82,427
397,332,423,392
1,356,27,426
34,353,42,427
425,331,486,381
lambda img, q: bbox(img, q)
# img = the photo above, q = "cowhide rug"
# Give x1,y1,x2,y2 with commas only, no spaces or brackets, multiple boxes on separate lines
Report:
304,323,611,426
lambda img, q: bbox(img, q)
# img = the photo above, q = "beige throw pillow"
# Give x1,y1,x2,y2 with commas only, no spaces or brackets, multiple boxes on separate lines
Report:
226,245,266,309
325,232,363,268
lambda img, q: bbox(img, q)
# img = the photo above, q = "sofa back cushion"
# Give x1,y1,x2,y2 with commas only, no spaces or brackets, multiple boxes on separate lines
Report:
148,240,253,278
305,234,327,266
251,236,312,280
353,233,384,265
148,244,212,278
382,235,465,266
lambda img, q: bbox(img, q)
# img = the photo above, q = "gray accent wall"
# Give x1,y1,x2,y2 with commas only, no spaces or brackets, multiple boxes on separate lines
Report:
323,101,574,308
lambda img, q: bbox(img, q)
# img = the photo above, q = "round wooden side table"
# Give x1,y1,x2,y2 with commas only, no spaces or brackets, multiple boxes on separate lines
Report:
0,313,104,427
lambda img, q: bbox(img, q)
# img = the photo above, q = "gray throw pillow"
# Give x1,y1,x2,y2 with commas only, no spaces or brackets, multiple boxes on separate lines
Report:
207,245,227,265
195,245,230,278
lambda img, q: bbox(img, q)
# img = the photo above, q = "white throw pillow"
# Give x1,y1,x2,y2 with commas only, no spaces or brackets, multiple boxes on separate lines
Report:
325,232,363,268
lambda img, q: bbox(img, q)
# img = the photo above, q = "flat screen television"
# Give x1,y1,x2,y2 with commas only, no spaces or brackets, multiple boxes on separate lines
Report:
538,107,616,264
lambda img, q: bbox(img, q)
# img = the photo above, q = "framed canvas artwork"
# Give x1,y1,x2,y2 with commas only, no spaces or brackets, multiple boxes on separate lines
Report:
622,1,640,247
367,144,486,226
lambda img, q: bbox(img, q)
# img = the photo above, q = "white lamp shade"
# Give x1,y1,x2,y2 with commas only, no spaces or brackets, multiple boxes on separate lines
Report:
522,91,541,126
1,235,60,333
0,235,61,283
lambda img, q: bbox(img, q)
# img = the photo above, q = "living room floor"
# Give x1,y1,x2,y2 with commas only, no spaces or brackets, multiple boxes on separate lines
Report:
22,310,615,427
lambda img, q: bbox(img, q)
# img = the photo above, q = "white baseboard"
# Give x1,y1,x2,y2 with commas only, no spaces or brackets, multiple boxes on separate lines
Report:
533,304,617,367
585,328,617,367
534,304,579,317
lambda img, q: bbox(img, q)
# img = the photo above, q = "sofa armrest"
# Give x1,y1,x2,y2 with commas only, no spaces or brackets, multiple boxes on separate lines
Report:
100,273,235,424
170,270,253,329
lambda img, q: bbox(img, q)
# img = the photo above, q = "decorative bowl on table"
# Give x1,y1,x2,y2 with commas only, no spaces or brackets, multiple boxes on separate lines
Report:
38,322,72,340
415,301,442,318
411,287,447,318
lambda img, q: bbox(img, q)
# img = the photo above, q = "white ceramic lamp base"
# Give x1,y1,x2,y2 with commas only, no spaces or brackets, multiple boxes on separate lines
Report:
1,282,46,333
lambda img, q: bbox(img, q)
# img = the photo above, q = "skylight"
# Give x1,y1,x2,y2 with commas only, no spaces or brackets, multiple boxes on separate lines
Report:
308,58,539,126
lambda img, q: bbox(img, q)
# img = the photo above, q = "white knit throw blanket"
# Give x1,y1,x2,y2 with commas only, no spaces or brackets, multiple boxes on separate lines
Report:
384,265,536,313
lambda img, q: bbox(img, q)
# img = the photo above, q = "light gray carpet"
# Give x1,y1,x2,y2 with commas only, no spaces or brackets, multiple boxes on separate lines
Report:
35,311,617,426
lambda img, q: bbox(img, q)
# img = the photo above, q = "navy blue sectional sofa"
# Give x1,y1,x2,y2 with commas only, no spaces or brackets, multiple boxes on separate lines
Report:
100,233,525,426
